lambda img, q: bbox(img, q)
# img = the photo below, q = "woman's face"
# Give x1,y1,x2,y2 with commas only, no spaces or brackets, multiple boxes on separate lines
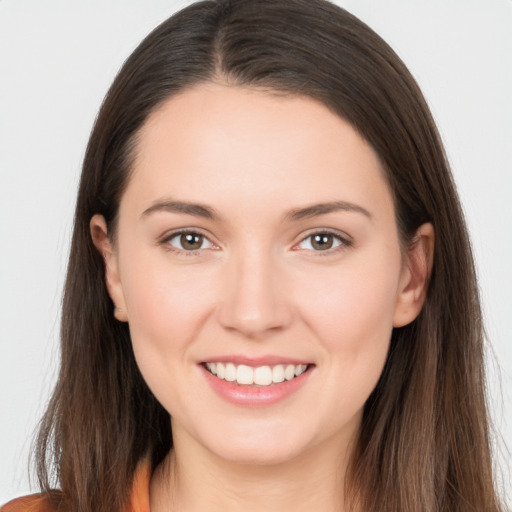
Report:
94,83,427,465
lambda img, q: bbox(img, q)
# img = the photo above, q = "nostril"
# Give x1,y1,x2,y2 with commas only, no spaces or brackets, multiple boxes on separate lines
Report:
217,297,293,337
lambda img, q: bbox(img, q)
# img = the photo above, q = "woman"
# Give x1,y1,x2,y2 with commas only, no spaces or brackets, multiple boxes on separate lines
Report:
1,0,505,510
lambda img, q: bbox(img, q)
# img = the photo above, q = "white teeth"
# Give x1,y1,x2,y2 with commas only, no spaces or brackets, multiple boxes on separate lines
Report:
225,363,236,382
272,365,285,383
254,366,273,386
237,364,254,385
205,362,309,386
285,364,295,380
295,364,307,377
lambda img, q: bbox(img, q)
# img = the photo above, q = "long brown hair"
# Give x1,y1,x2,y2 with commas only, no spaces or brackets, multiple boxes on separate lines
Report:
35,1,503,510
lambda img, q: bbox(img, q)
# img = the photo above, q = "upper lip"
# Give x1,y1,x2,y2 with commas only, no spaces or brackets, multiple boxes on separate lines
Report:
200,355,313,367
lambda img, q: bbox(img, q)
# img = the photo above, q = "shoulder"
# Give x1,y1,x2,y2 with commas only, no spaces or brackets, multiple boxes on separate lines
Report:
1,460,150,512
1,492,63,512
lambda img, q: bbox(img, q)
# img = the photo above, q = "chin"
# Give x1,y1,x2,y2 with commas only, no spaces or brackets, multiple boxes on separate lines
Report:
193,417,320,466
210,439,305,466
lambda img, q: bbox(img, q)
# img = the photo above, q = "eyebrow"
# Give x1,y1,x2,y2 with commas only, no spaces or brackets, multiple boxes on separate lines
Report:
141,198,372,222
283,201,372,222
141,199,219,220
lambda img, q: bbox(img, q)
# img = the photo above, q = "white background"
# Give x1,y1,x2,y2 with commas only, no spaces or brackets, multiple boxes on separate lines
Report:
1,0,511,505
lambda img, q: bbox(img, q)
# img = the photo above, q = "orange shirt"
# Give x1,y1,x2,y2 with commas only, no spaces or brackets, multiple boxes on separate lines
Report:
1,461,151,512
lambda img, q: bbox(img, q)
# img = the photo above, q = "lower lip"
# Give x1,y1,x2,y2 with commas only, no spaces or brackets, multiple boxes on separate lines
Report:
200,364,313,407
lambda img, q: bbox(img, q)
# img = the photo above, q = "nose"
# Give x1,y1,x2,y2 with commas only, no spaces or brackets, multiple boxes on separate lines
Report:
217,247,293,338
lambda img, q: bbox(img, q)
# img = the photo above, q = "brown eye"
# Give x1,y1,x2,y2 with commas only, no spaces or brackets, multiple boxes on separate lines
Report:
167,231,213,252
311,234,334,250
296,232,346,252
181,233,203,250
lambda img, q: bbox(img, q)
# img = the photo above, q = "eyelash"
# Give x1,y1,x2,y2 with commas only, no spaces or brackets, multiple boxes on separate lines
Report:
160,229,352,256
160,229,216,257
294,229,352,255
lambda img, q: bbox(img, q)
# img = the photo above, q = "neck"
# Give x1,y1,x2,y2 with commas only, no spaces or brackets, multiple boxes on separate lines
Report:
150,422,358,512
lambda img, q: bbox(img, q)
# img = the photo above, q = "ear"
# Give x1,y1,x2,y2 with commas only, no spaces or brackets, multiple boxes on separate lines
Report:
393,223,435,327
90,214,128,322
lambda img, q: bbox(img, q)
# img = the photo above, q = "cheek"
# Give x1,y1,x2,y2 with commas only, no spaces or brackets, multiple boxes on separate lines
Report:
117,249,217,367
295,252,401,397
300,256,400,341
118,254,221,417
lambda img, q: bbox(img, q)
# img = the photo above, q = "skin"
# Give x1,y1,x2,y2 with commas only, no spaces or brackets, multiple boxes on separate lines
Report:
91,83,434,512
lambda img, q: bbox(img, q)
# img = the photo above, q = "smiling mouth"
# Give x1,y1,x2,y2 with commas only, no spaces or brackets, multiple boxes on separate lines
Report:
202,362,311,386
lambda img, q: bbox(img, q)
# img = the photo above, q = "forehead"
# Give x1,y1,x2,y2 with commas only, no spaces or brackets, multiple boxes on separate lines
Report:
122,83,393,224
